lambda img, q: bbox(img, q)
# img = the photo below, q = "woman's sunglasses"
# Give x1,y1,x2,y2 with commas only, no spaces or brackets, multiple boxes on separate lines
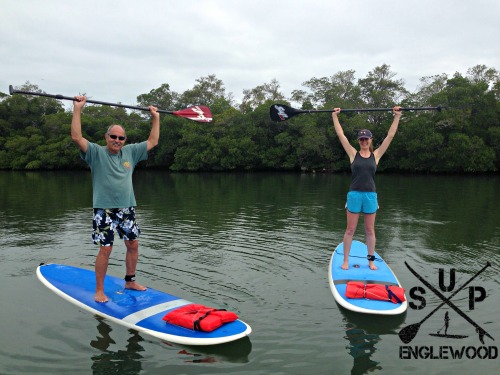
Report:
108,134,126,141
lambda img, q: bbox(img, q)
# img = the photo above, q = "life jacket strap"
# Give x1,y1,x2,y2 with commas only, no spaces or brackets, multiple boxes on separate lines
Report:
385,285,403,304
193,309,228,331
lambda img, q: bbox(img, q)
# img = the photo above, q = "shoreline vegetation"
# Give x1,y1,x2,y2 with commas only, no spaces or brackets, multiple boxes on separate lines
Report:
1,64,499,173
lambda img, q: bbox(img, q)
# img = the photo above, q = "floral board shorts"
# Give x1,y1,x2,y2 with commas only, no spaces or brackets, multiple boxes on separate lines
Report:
92,207,141,246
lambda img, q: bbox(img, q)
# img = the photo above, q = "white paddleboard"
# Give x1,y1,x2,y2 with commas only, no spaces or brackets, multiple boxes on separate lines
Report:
329,241,407,315
37,263,251,345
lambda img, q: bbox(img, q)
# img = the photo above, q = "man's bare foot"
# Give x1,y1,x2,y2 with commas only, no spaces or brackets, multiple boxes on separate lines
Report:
125,281,147,291
369,262,378,270
95,291,109,303
341,262,349,270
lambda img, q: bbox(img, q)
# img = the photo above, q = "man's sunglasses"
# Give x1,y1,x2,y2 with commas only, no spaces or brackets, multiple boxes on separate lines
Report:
108,134,126,141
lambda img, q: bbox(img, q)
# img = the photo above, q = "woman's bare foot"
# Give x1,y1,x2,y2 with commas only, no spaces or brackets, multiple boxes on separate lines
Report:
125,281,147,291
341,262,349,270
369,261,378,270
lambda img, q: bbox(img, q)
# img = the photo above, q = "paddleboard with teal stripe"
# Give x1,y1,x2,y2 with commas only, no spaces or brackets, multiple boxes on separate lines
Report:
36,263,251,345
329,241,407,315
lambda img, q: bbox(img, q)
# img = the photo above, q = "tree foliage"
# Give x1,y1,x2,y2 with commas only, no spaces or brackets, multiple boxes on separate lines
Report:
1,64,498,173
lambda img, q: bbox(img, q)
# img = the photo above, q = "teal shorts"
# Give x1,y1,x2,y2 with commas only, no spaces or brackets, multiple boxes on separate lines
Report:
346,191,378,214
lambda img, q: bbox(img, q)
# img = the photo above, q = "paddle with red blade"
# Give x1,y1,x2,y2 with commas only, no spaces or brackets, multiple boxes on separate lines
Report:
9,85,212,123
269,103,442,122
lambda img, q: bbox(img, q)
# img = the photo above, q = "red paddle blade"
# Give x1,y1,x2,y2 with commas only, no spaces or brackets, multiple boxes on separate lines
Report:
172,106,212,122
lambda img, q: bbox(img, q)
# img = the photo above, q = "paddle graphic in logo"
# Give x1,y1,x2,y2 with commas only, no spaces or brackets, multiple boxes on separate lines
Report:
399,262,493,345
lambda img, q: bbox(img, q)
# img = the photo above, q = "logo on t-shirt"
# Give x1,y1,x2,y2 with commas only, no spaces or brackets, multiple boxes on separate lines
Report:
123,161,131,170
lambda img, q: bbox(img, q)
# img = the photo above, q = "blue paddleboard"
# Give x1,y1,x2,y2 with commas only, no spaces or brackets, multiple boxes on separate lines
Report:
329,241,407,315
36,264,251,345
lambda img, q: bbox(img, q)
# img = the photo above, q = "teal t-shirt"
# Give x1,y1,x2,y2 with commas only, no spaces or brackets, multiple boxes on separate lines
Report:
81,141,148,208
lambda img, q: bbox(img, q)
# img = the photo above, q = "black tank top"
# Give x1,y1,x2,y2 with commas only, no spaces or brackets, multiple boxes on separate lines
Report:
350,152,376,192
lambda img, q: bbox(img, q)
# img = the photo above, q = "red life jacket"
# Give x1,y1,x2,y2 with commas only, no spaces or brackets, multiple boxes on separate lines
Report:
345,281,406,304
162,304,238,332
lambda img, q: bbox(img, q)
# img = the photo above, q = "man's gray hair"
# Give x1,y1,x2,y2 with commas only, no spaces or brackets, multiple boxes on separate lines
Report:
106,124,126,135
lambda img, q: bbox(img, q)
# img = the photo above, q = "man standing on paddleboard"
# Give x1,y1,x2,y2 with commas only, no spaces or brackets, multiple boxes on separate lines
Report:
71,96,160,302
332,106,402,270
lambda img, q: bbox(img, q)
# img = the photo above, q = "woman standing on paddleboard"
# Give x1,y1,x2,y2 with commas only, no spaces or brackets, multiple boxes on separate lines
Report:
332,106,402,270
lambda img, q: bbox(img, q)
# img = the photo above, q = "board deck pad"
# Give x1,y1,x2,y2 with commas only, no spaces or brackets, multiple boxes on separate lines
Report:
37,264,251,345
329,241,407,315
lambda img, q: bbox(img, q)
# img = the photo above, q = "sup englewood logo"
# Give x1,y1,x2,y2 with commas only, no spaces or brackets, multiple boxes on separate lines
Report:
398,262,497,360
273,105,289,121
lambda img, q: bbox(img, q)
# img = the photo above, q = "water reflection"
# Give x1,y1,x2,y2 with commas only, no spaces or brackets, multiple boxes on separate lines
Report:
340,307,406,375
90,317,144,375
344,322,382,374
89,316,251,373
164,337,252,364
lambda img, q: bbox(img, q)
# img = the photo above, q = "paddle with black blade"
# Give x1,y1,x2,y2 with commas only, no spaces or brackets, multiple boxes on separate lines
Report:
269,103,443,122
399,261,493,344
9,85,212,123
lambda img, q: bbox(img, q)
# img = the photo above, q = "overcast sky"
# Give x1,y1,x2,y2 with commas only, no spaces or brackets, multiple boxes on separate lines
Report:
1,0,498,108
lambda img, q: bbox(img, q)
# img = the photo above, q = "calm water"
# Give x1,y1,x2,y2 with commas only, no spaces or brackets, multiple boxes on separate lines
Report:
0,171,498,375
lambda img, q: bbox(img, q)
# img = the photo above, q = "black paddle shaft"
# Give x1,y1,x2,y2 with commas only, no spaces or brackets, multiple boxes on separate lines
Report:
269,103,443,122
299,107,441,113
9,85,175,114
